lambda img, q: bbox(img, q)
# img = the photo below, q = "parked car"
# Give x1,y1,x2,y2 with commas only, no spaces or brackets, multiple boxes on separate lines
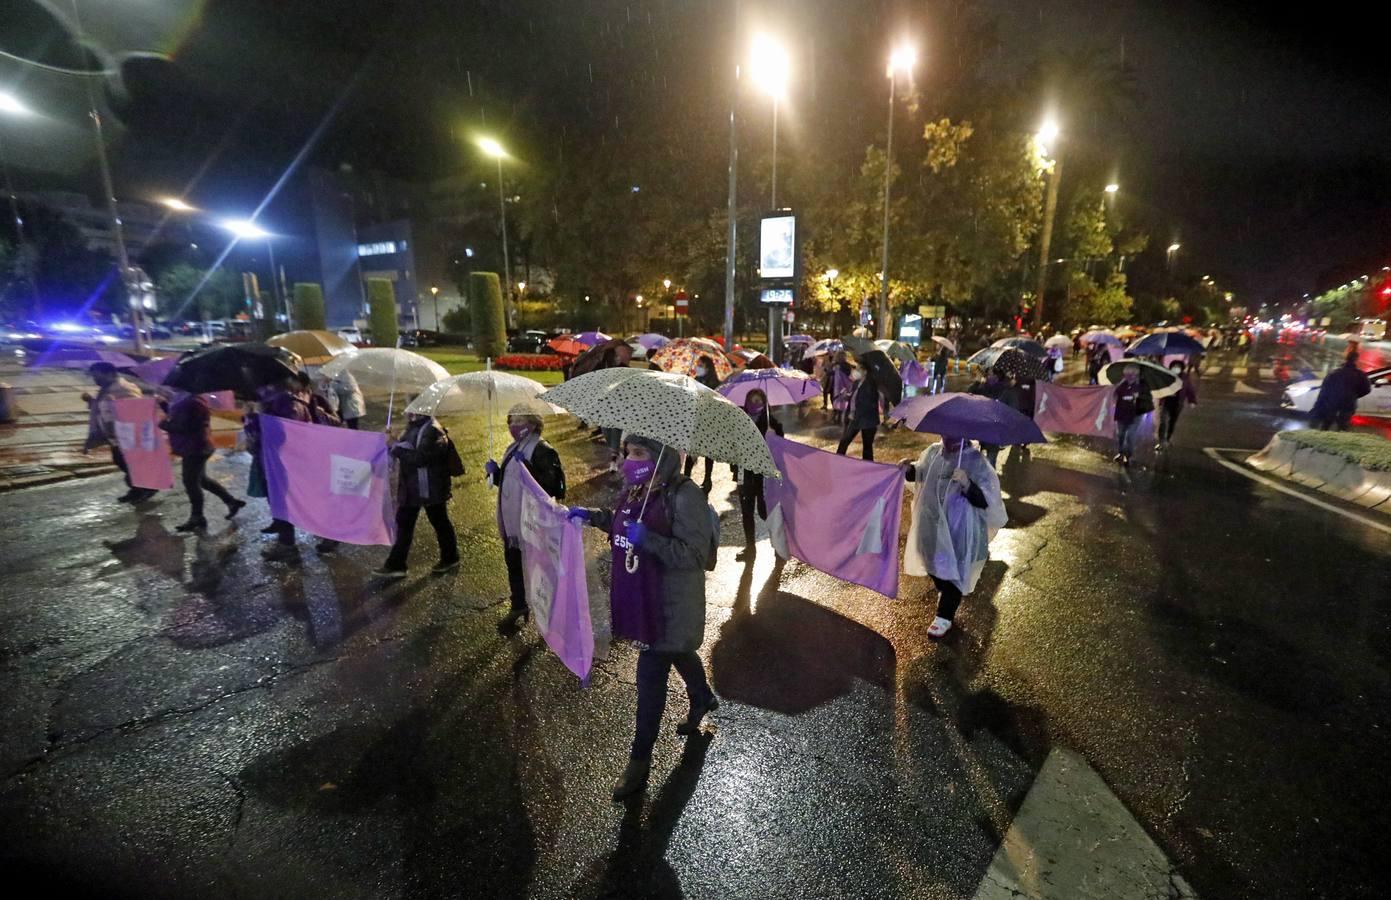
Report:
507,330,549,353
1282,366,1391,418
337,327,366,346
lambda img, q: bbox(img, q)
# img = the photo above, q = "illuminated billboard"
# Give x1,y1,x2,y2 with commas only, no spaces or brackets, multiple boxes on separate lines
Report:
759,213,796,280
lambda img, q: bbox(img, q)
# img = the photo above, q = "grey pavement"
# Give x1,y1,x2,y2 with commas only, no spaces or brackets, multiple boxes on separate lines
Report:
0,345,1388,898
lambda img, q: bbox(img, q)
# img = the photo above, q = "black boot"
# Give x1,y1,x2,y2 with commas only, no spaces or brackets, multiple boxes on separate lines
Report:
175,518,208,532
497,606,530,634
612,756,651,801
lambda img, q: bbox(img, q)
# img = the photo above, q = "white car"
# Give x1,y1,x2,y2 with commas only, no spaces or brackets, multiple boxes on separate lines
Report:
337,327,365,346
1282,366,1391,418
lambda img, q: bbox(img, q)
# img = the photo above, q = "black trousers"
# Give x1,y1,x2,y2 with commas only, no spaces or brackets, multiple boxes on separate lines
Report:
836,426,877,461
344,417,360,430
1158,399,1183,442
384,503,458,570
181,454,236,519
930,576,964,621
110,445,133,489
504,545,527,612
632,649,712,760
683,455,713,483
738,473,767,546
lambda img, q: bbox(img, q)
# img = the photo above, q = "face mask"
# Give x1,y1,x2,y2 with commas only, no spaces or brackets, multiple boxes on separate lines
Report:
508,423,530,441
622,458,655,485
746,401,765,416
851,370,864,382
695,366,708,377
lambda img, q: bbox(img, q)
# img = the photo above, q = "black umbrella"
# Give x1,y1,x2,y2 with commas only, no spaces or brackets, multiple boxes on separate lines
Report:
566,337,632,378
165,343,302,399
991,337,1048,358
857,349,903,406
968,346,1048,381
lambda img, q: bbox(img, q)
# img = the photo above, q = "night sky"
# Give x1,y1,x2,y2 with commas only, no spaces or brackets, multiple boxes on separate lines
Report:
4,0,1390,304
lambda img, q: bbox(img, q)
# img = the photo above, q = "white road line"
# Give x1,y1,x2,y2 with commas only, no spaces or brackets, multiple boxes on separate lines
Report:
1203,447,1391,535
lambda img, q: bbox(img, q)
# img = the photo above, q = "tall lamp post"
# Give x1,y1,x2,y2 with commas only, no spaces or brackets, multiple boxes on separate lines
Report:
1032,117,1061,330
750,33,791,361
0,92,36,314
722,0,743,351
478,137,512,304
430,286,440,331
878,43,916,340
221,218,275,329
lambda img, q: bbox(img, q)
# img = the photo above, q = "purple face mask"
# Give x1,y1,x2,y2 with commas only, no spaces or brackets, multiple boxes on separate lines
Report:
622,458,655,485
746,400,765,416
508,423,531,441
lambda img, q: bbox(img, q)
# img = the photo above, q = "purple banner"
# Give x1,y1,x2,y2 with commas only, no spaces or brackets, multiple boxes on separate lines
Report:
515,463,594,682
260,416,395,545
763,434,905,598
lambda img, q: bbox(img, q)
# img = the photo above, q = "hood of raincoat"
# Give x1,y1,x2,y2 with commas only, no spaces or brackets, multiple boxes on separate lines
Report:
903,441,1007,594
622,432,681,485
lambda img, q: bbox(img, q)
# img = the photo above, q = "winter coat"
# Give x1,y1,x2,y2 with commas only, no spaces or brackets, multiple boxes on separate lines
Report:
85,376,142,449
846,375,882,430
326,371,365,421
499,437,565,500
1112,379,1151,424
391,417,452,508
1313,363,1372,419
160,393,215,457
585,476,714,654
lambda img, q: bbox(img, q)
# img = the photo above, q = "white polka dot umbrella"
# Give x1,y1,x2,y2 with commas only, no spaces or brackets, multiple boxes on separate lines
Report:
540,368,778,476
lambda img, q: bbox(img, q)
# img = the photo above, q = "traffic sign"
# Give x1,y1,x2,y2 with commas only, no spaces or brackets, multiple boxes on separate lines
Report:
674,290,689,314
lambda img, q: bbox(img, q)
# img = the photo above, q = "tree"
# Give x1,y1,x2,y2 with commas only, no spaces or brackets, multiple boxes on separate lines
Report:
366,278,398,347
469,272,507,359
155,263,242,321
0,199,118,320
292,283,327,330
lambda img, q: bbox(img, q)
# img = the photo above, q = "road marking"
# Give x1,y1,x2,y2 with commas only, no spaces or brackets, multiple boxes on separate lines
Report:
1203,447,1391,535
974,747,1199,899
1233,381,1264,394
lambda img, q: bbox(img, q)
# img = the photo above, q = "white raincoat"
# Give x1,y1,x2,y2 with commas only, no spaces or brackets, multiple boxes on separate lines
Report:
904,442,1007,594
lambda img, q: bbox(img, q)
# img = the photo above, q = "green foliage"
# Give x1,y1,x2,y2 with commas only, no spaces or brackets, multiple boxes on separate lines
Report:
1310,283,1373,331
155,263,242,320
366,278,398,347
1279,430,1391,472
441,305,471,334
292,283,326,330
1060,271,1133,329
0,200,117,319
469,272,508,360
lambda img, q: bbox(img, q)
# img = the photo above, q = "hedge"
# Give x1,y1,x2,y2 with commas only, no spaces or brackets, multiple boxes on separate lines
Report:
469,272,508,360
495,354,567,371
292,282,326,331
1281,429,1391,472
366,278,398,347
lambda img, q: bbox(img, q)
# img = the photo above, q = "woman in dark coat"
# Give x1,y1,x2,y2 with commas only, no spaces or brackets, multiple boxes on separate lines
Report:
835,360,882,461
160,390,245,532
568,433,718,800
682,355,721,491
487,404,568,632
733,388,783,560
372,413,460,577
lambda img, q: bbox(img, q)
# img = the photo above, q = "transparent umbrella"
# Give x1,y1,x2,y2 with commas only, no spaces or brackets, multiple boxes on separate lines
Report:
406,370,557,459
320,348,449,428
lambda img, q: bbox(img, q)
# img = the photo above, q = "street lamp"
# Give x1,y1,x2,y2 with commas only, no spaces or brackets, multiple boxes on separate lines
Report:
478,136,513,304
430,285,440,331
1032,115,1062,329
749,33,790,209
221,218,280,326
0,91,31,116
1104,183,1119,194
0,91,35,314
878,40,917,339
663,278,672,290
160,197,195,212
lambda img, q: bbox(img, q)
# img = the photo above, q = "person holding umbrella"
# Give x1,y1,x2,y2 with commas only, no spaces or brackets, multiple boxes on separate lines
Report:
318,369,364,429
682,355,721,491
487,404,567,632
567,434,719,801
1157,360,1198,451
159,389,246,531
1112,365,1153,466
732,389,783,561
836,359,883,460
82,362,154,505
967,368,1008,468
931,340,953,394
371,410,461,578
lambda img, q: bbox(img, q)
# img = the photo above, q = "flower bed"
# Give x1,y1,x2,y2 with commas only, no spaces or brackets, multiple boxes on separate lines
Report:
1277,429,1391,472
494,354,568,372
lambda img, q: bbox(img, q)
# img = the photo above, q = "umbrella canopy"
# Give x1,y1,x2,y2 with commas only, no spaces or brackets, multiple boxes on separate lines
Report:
1126,331,1207,358
783,333,815,345
575,331,612,347
718,367,821,406
1044,334,1073,350
730,347,775,370
165,343,302,399
266,330,355,366
649,337,734,379
129,355,180,384
1114,328,1142,341
633,333,670,351
34,346,140,369
1099,359,1182,399
567,338,633,377
547,336,589,356
929,335,956,353
843,343,904,406
1080,331,1123,347
888,392,1047,445
966,346,1050,380
539,368,777,476
405,371,555,417
806,338,843,357
319,348,449,393
873,339,918,364
991,337,1048,358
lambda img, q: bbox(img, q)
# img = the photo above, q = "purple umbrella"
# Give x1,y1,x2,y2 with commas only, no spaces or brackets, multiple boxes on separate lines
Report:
888,392,1046,445
784,334,815,345
34,347,140,370
633,333,670,351
718,367,821,406
575,331,612,347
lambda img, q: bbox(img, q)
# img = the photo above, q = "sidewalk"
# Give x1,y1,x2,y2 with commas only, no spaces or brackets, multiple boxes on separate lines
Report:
0,358,115,491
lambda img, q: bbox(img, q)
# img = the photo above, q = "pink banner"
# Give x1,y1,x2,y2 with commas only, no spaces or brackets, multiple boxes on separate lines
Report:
1033,382,1116,437
515,464,594,682
763,434,905,598
259,416,395,545
111,397,174,490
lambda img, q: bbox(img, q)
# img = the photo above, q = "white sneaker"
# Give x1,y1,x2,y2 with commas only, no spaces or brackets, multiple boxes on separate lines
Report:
928,616,953,638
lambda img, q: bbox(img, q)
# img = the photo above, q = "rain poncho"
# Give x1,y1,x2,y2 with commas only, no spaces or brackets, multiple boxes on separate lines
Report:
904,442,1007,594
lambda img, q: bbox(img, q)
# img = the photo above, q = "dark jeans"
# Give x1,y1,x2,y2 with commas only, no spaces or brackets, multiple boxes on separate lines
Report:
683,455,713,484
504,545,527,612
632,649,713,760
1116,419,1141,458
110,445,132,489
1158,400,1183,442
181,453,236,519
738,473,766,546
981,444,1001,468
836,426,877,461
930,576,964,622
821,382,832,407
344,417,360,430
384,502,459,570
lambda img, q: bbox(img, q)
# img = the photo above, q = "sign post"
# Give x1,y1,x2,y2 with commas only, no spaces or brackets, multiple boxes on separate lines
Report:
759,210,798,364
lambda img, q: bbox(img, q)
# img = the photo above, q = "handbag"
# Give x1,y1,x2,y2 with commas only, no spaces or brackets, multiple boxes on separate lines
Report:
247,456,267,498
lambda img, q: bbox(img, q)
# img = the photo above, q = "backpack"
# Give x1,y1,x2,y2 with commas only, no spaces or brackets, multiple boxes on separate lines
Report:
436,425,466,478
666,475,720,571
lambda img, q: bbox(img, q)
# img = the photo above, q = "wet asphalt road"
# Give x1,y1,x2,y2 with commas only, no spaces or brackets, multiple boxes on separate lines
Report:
1,345,1389,899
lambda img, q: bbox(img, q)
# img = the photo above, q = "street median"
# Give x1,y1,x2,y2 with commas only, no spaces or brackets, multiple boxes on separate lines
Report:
1246,430,1391,511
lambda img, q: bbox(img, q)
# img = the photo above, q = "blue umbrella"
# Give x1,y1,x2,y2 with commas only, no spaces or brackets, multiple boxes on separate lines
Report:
718,367,821,406
887,392,1047,445
1126,331,1205,357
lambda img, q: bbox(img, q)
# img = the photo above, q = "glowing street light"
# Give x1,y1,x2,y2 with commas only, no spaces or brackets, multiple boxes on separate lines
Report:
0,92,32,117
478,137,506,159
663,278,672,290
888,43,917,77
825,269,839,281
477,136,513,300
160,197,195,212
749,33,790,209
878,39,918,339
1036,118,1061,156
1104,183,1119,194
1033,115,1063,328
1167,242,1182,254
221,218,270,241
